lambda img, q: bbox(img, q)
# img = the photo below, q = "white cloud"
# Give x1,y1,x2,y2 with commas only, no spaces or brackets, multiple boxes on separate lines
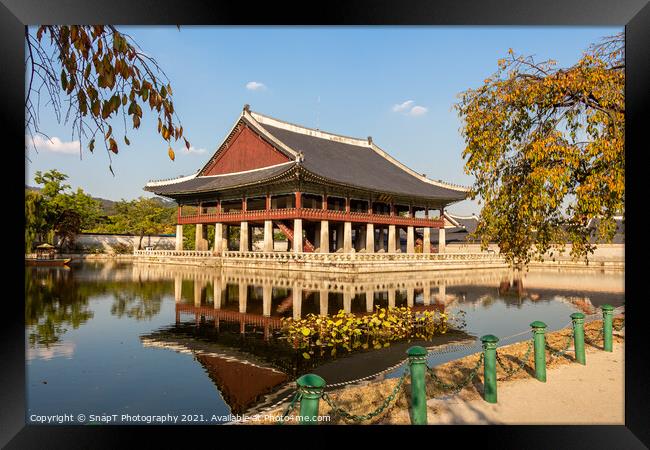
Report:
27,135,80,155
246,81,266,91
182,145,207,156
392,100,414,113
392,100,428,117
409,106,428,116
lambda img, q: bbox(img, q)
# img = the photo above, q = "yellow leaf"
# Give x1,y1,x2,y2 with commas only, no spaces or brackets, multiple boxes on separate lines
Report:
301,327,311,336
302,352,311,359
168,147,175,161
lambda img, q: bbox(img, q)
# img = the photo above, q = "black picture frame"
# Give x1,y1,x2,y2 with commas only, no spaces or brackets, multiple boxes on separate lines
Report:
3,0,648,447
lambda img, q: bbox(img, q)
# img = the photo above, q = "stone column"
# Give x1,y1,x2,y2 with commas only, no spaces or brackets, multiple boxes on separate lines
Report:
292,286,302,320
174,275,182,303
240,221,249,252
407,288,414,307
437,284,446,304
407,226,415,253
175,224,183,251
438,227,446,253
343,291,352,313
423,227,431,254
213,276,222,309
194,279,203,307
195,224,208,251
293,219,303,252
319,289,329,316
366,290,374,312
422,283,431,306
343,222,352,253
262,284,272,317
320,220,329,253
388,225,397,253
388,289,396,308
263,220,274,252
214,223,224,254
366,223,375,253
239,282,247,313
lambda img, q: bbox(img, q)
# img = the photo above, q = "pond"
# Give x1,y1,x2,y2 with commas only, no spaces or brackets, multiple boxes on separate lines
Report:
25,261,624,424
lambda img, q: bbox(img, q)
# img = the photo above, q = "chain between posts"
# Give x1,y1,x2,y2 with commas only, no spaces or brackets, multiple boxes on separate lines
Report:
321,368,409,423
545,329,574,360
613,318,625,331
426,352,484,395
496,339,534,381
279,391,302,424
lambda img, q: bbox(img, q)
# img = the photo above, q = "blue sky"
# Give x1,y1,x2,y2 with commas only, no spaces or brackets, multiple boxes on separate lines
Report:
25,26,620,215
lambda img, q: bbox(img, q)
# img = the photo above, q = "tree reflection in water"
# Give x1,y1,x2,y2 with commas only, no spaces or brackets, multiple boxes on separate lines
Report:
25,267,94,348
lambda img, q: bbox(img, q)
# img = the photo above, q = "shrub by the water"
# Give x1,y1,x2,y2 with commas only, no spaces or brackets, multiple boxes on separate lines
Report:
281,306,463,360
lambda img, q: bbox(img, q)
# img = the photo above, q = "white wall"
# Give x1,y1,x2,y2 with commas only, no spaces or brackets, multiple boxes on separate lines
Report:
74,233,176,253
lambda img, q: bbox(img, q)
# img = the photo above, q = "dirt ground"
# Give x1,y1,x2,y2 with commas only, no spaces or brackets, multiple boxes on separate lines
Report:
246,316,624,425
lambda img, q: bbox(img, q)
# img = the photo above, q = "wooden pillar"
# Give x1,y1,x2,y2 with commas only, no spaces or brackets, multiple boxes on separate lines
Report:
366,223,375,253
262,284,272,317
407,226,415,253
295,191,302,209
423,227,431,254
265,193,271,210
322,194,328,210
320,220,329,253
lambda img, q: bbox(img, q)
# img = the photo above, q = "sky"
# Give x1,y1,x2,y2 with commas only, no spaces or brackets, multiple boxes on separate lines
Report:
25,26,621,216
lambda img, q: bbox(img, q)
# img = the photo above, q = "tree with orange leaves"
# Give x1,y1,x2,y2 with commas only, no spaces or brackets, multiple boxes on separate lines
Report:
456,34,624,266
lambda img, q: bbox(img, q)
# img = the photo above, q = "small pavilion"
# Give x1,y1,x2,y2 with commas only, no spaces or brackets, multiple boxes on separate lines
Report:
144,105,468,254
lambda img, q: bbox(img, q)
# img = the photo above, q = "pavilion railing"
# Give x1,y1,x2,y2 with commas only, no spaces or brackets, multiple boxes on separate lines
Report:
133,249,505,264
177,207,445,228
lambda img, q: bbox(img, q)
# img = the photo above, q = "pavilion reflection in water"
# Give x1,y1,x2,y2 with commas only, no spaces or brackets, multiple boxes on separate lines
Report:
134,263,623,414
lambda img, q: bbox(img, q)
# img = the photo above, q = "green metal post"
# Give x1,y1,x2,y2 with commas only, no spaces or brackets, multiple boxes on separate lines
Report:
530,321,547,382
481,335,499,403
407,346,428,425
296,374,326,424
571,312,586,365
602,304,614,352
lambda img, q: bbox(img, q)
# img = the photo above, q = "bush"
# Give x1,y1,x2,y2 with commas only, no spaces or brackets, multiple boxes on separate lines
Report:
110,242,133,254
